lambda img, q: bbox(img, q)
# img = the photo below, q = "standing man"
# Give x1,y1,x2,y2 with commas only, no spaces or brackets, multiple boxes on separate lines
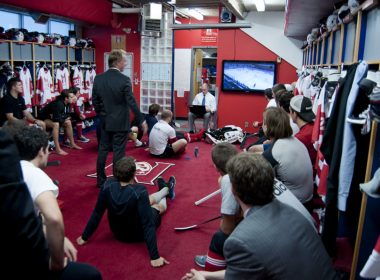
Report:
0,77,45,129
92,49,147,188
188,83,216,133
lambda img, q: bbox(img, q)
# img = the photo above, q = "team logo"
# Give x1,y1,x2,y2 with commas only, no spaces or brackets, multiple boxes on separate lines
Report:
86,161,175,186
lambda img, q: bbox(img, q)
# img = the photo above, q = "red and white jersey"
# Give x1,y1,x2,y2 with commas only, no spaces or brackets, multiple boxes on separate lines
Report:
36,67,53,107
19,67,33,111
85,69,96,101
72,66,85,98
55,67,70,95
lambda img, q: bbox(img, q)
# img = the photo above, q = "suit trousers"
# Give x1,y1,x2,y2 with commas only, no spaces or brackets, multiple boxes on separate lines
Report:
96,117,128,188
188,112,212,132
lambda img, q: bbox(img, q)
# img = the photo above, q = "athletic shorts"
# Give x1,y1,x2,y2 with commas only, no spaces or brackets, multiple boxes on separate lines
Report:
152,144,174,158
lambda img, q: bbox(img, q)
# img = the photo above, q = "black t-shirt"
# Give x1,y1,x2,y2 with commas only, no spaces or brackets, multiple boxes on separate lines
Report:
0,94,26,126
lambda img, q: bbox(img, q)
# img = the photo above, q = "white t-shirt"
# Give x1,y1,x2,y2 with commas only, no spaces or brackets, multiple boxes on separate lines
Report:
266,98,277,108
149,120,176,155
220,174,240,215
20,160,59,215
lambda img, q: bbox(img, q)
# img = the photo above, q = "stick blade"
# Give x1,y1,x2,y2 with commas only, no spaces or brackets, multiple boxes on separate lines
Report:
174,224,197,231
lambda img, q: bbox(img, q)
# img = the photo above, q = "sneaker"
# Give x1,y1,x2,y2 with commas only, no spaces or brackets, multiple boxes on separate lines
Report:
59,127,64,135
157,177,168,191
77,135,90,143
135,139,146,147
167,176,176,200
84,120,91,128
194,255,206,268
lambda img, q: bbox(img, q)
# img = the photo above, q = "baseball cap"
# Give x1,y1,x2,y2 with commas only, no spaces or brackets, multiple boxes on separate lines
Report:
290,95,315,122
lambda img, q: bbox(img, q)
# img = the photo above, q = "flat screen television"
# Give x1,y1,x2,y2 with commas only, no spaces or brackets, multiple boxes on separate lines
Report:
222,60,276,92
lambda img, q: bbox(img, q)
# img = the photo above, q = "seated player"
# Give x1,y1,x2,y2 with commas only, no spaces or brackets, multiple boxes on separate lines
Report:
12,126,102,280
145,103,160,136
38,89,82,155
77,156,176,268
149,109,187,158
194,143,240,271
0,77,45,129
188,83,216,133
68,87,96,143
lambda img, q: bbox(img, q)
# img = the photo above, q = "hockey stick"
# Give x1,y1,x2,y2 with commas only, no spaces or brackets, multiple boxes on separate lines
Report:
174,215,221,231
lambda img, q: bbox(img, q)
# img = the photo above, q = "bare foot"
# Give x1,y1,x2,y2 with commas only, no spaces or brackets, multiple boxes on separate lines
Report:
72,144,82,150
56,149,68,156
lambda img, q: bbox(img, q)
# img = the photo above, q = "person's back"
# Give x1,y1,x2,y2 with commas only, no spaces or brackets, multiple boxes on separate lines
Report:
93,69,135,132
224,199,336,280
149,120,175,155
102,178,154,241
265,136,313,202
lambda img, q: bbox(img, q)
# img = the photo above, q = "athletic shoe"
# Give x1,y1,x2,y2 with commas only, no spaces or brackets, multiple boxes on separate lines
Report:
63,139,71,148
157,176,168,191
59,127,64,135
77,136,90,143
194,255,206,268
135,139,146,147
167,176,176,200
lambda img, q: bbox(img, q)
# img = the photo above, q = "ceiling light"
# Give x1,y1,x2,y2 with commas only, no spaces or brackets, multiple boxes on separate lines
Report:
188,9,204,21
255,0,265,12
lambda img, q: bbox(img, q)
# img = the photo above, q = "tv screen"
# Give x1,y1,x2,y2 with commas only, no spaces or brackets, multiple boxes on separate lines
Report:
222,60,276,92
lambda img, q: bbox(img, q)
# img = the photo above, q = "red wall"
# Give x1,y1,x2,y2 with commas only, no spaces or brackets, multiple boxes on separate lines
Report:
83,14,142,105
1,0,112,26
216,29,297,132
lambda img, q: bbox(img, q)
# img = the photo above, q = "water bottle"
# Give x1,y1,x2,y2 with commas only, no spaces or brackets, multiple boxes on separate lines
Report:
194,146,199,158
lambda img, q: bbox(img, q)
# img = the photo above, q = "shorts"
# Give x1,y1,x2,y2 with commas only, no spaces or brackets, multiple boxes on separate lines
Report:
152,144,174,158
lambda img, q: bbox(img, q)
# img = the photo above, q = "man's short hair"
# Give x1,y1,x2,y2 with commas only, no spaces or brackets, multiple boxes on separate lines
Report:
263,107,292,140
7,77,21,93
108,49,126,68
14,126,49,161
68,87,80,95
227,153,274,206
211,142,238,175
277,91,294,113
114,156,136,182
149,104,160,115
264,88,273,99
60,89,71,100
272,83,286,94
1,120,28,138
161,110,172,120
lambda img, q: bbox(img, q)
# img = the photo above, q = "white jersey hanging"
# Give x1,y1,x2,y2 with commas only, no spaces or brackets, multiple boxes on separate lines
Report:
19,67,34,111
36,67,53,107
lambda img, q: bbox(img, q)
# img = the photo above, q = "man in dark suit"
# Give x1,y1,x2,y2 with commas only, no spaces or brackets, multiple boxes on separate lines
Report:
92,49,147,188
182,153,337,280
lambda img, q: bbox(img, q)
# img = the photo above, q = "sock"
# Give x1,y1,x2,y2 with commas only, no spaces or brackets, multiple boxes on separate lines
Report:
150,187,169,204
360,235,380,278
205,250,227,272
76,123,83,138
135,139,143,147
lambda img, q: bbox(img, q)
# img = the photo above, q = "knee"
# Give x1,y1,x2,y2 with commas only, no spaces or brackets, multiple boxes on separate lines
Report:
180,139,187,146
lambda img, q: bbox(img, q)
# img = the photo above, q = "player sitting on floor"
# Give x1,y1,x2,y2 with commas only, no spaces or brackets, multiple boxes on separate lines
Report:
77,156,176,268
149,109,188,158
194,143,241,271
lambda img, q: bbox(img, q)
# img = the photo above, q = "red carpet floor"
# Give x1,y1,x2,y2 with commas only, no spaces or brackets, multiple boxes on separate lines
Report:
46,131,222,280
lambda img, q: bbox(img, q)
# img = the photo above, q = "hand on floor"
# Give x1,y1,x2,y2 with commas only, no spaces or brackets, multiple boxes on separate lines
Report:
150,256,169,268
76,236,87,246
181,269,206,280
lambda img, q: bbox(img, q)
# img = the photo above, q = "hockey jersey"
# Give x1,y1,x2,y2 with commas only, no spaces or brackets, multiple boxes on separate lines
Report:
19,67,34,111
36,67,53,107
72,66,85,99
55,67,70,96
84,68,96,101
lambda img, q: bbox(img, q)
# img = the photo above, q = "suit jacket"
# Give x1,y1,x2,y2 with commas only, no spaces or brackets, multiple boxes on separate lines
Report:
224,199,337,280
92,69,142,132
